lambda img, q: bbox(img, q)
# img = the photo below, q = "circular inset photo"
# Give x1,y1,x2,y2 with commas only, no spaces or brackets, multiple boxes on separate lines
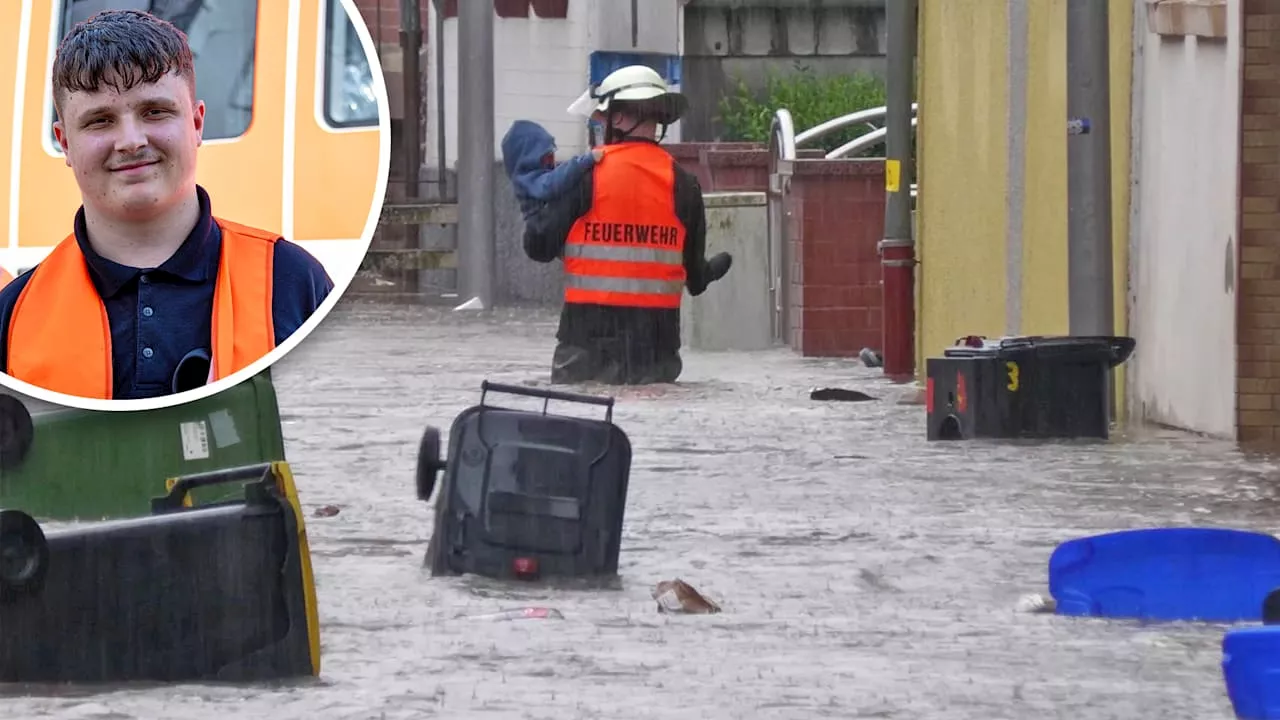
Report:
0,0,390,411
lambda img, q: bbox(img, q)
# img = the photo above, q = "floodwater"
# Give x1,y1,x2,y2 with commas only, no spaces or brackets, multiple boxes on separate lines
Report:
8,302,1279,719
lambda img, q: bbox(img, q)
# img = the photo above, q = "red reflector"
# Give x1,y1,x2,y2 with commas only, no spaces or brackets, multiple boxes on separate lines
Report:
926,377,934,413
513,557,538,577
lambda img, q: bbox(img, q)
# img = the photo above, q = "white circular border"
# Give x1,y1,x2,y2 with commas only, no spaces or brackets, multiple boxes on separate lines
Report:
0,0,393,412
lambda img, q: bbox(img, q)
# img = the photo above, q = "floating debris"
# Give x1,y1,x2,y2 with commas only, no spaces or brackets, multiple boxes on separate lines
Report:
313,505,341,518
1015,593,1057,614
467,607,564,621
653,579,721,614
809,388,876,402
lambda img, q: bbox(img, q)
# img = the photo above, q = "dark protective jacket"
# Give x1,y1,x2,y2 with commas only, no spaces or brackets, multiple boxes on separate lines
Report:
522,138,718,364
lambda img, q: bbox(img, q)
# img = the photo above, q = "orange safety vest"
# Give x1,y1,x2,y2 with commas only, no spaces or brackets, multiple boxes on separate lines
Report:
7,218,279,399
563,143,687,309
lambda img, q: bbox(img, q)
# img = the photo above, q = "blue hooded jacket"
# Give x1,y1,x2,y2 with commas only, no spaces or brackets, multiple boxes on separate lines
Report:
501,120,597,219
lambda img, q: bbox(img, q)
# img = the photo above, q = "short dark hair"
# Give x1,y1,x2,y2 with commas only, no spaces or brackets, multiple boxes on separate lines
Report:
51,9,196,118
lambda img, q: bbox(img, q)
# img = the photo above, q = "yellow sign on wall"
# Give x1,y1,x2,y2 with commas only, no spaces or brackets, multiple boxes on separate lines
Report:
885,159,901,193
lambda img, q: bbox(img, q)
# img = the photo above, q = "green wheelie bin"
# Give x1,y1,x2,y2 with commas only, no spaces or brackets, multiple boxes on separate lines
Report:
0,370,289,521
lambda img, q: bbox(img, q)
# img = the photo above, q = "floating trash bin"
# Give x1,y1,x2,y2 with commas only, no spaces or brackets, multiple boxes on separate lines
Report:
0,371,288,521
1224,596,1280,720
925,335,1136,441
416,381,633,581
1048,527,1280,622
0,462,320,683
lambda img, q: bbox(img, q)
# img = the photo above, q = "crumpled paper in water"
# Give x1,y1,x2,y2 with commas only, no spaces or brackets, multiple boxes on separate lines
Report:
652,579,721,614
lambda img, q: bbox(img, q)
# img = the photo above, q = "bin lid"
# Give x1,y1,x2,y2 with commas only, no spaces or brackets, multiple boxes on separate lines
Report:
942,335,1136,367
1048,527,1280,622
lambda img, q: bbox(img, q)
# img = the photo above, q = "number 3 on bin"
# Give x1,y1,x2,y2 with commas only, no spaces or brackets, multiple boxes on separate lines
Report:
1006,361,1020,392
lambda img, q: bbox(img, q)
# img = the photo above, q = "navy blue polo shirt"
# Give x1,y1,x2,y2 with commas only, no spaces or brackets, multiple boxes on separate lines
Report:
0,185,334,400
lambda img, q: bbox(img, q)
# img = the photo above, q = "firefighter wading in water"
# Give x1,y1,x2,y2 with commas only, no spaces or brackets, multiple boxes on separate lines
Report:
523,65,734,385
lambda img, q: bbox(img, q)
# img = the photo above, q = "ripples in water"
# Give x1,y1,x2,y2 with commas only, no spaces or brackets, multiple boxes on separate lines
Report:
7,304,1265,719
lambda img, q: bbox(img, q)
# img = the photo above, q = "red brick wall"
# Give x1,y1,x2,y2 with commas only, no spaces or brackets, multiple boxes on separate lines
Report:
353,0,570,41
666,143,826,193
786,160,886,357
352,0,429,47
1239,1,1280,442
664,145,888,358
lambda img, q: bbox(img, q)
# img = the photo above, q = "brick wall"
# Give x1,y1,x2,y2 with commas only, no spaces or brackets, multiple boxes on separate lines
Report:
1238,1,1280,442
440,0,569,18
348,0,432,298
667,143,828,193
664,146,889,358
786,160,886,357
352,0,429,47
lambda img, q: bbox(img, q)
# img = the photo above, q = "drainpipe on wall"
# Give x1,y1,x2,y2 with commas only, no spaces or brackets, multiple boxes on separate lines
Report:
881,0,918,382
400,0,424,200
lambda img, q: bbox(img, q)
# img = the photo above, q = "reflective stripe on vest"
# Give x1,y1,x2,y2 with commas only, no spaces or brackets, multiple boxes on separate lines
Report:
7,217,279,399
563,143,686,309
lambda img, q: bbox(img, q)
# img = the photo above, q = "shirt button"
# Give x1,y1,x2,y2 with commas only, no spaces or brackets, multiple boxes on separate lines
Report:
140,275,150,284
142,347,154,359
142,306,154,317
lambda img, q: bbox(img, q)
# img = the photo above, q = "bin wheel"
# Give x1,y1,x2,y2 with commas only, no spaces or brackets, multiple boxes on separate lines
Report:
416,426,446,501
1264,588,1280,625
0,395,34,472
0,508,48,603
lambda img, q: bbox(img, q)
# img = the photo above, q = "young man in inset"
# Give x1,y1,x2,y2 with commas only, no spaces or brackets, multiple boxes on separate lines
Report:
0,9,334,401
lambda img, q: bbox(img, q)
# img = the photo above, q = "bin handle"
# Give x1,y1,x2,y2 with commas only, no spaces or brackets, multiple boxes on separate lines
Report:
479,380,615,423
150,463,274,514
1108,337,1137,368
993,335,1137,368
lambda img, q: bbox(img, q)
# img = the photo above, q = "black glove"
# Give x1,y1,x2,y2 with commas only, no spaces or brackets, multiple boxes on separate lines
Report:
706,252,733,283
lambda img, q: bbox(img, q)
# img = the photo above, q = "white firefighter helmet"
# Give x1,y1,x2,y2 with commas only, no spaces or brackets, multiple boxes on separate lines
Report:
566,64,687,124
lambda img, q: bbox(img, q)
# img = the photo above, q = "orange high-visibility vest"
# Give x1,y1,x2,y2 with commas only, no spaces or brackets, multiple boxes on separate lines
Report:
7,218,279,399
563,143,687,309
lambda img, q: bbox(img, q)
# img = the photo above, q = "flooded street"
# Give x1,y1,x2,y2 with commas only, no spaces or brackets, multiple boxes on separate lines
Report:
11,302,1280,719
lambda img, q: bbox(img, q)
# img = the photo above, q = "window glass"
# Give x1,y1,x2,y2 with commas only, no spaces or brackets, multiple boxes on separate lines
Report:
51,0,258,144
323,0,378,128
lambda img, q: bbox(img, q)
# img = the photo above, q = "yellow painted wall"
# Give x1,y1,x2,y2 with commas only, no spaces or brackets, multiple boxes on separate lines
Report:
916,0,1133,419
916,1,1010,366
1020,0,1132,415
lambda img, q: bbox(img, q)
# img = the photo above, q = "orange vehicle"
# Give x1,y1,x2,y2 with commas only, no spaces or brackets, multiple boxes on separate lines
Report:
0,0,387,282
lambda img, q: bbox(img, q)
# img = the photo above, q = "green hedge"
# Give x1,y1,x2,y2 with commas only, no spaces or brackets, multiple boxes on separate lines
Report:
716,64,889,157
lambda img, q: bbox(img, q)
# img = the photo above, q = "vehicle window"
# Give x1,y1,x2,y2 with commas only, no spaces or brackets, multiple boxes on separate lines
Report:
322,0,378,128
50,0,258,145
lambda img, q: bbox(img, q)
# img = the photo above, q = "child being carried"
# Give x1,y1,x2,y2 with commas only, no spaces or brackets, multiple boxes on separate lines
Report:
501,120,601,219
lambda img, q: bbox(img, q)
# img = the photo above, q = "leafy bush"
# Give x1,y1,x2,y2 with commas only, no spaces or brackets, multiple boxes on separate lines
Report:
716,64,889,157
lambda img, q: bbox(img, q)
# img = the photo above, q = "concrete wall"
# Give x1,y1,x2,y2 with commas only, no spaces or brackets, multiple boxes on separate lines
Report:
916,0,1133,420
429,1,590,164
682,1,887,141
681,192,774,351
1130,0,1240,438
